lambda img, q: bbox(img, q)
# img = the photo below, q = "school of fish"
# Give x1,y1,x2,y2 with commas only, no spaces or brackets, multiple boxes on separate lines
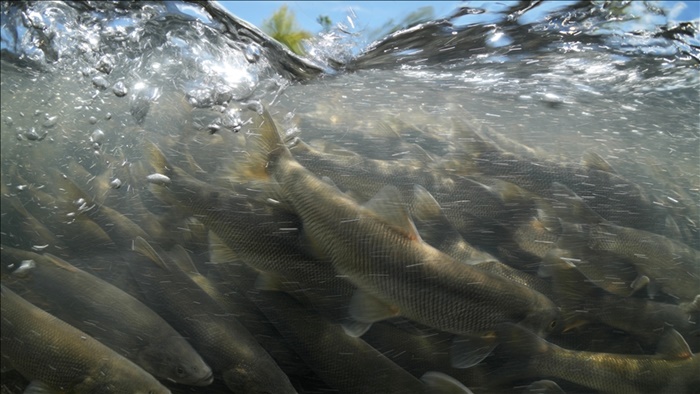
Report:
1,103,699,394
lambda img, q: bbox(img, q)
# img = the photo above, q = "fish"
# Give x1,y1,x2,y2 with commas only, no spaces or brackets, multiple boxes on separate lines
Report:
545,248,699,351
556,216,700,303
1,193,67,253
411,184,497,264
582,222,699,303
285,132,527,256
361,322,488,388
450,118,666,233
498,323,700,394
0,285,171,394
50,169,151,248
523,379,567,394
164,242,312,377
1,247,214,386
3,168,118,253
130,236,298,394
241,107,560,341
252,287,474,394
410,184,553,299
144,141,358,325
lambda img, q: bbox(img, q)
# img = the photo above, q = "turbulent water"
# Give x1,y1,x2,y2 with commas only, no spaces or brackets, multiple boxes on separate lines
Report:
1,1,699,393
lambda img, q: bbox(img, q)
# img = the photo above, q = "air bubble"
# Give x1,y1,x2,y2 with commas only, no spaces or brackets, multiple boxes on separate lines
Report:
90,129,105,144
92,75,110,90
42,115,58,128
147,173,171,186
244,43,262,63
24,127,48,141
113,81,128,97
110,178,122,189
96,54,115,74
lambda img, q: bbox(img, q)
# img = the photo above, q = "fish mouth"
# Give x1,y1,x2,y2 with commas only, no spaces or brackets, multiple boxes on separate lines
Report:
191,371,215,386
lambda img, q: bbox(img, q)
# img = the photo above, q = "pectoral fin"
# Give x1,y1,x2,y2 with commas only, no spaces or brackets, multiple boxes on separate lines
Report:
349,289,400,323
450,334,497,369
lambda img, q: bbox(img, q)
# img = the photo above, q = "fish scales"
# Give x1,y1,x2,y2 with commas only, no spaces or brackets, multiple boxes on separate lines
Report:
245,108,560,337
0,285,170,394
500,324,700,394
1,247,213,386
130,238,297,394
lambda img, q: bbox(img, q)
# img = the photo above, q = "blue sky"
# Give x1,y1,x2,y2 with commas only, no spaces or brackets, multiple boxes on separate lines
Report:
218,1,699,34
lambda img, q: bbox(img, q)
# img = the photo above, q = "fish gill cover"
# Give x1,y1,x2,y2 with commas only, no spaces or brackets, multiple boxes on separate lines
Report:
1,1,699,394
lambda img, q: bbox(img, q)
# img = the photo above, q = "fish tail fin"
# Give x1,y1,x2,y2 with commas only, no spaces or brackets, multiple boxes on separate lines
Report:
544,248,595,331
421,371,475,394
242,107,294,182
49,169,97,209
497,323,551,357
144,140,174,180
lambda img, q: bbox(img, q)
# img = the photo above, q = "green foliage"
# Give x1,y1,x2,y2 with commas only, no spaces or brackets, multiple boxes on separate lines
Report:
368,6,435,41
317,15,332,32
262,5,312,56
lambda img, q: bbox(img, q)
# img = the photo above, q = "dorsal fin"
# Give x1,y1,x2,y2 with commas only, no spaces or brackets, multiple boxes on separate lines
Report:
406,143,435,163
42,253,80,273
50,168,95,207
663,215,682,239
582,151,617,173
168,245,199,275
376,120,403,141
320,176,342,192
208,231,238,263
525,380,566,394
451,118,499,155
349,289,400,323
420,371,474,394
550,182,605,223
363,185,422,242
412,184,442,221
679,295,700,314
450,335,497,369
132,236,169,271
656,329,693,360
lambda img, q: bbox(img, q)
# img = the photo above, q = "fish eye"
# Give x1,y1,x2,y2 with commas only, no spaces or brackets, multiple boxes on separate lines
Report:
549,320,557,328
176,366,185,376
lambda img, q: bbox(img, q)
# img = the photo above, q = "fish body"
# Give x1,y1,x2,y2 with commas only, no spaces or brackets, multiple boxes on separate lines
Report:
500,324,700,394
130,237,297,394
255,290,463,394
1,248,213,386
145,143,357,323
545,248,699,351
562,221,700,302
243,108,560,338
0,285,171,394
452,119,664,232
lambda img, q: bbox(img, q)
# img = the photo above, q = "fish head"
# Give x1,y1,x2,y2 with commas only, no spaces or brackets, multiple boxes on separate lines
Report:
518,294,562,338
222,360,295,394
137,339,213,386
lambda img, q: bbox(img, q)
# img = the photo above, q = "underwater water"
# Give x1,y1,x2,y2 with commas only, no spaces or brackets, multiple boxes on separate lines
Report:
1,1,698,393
